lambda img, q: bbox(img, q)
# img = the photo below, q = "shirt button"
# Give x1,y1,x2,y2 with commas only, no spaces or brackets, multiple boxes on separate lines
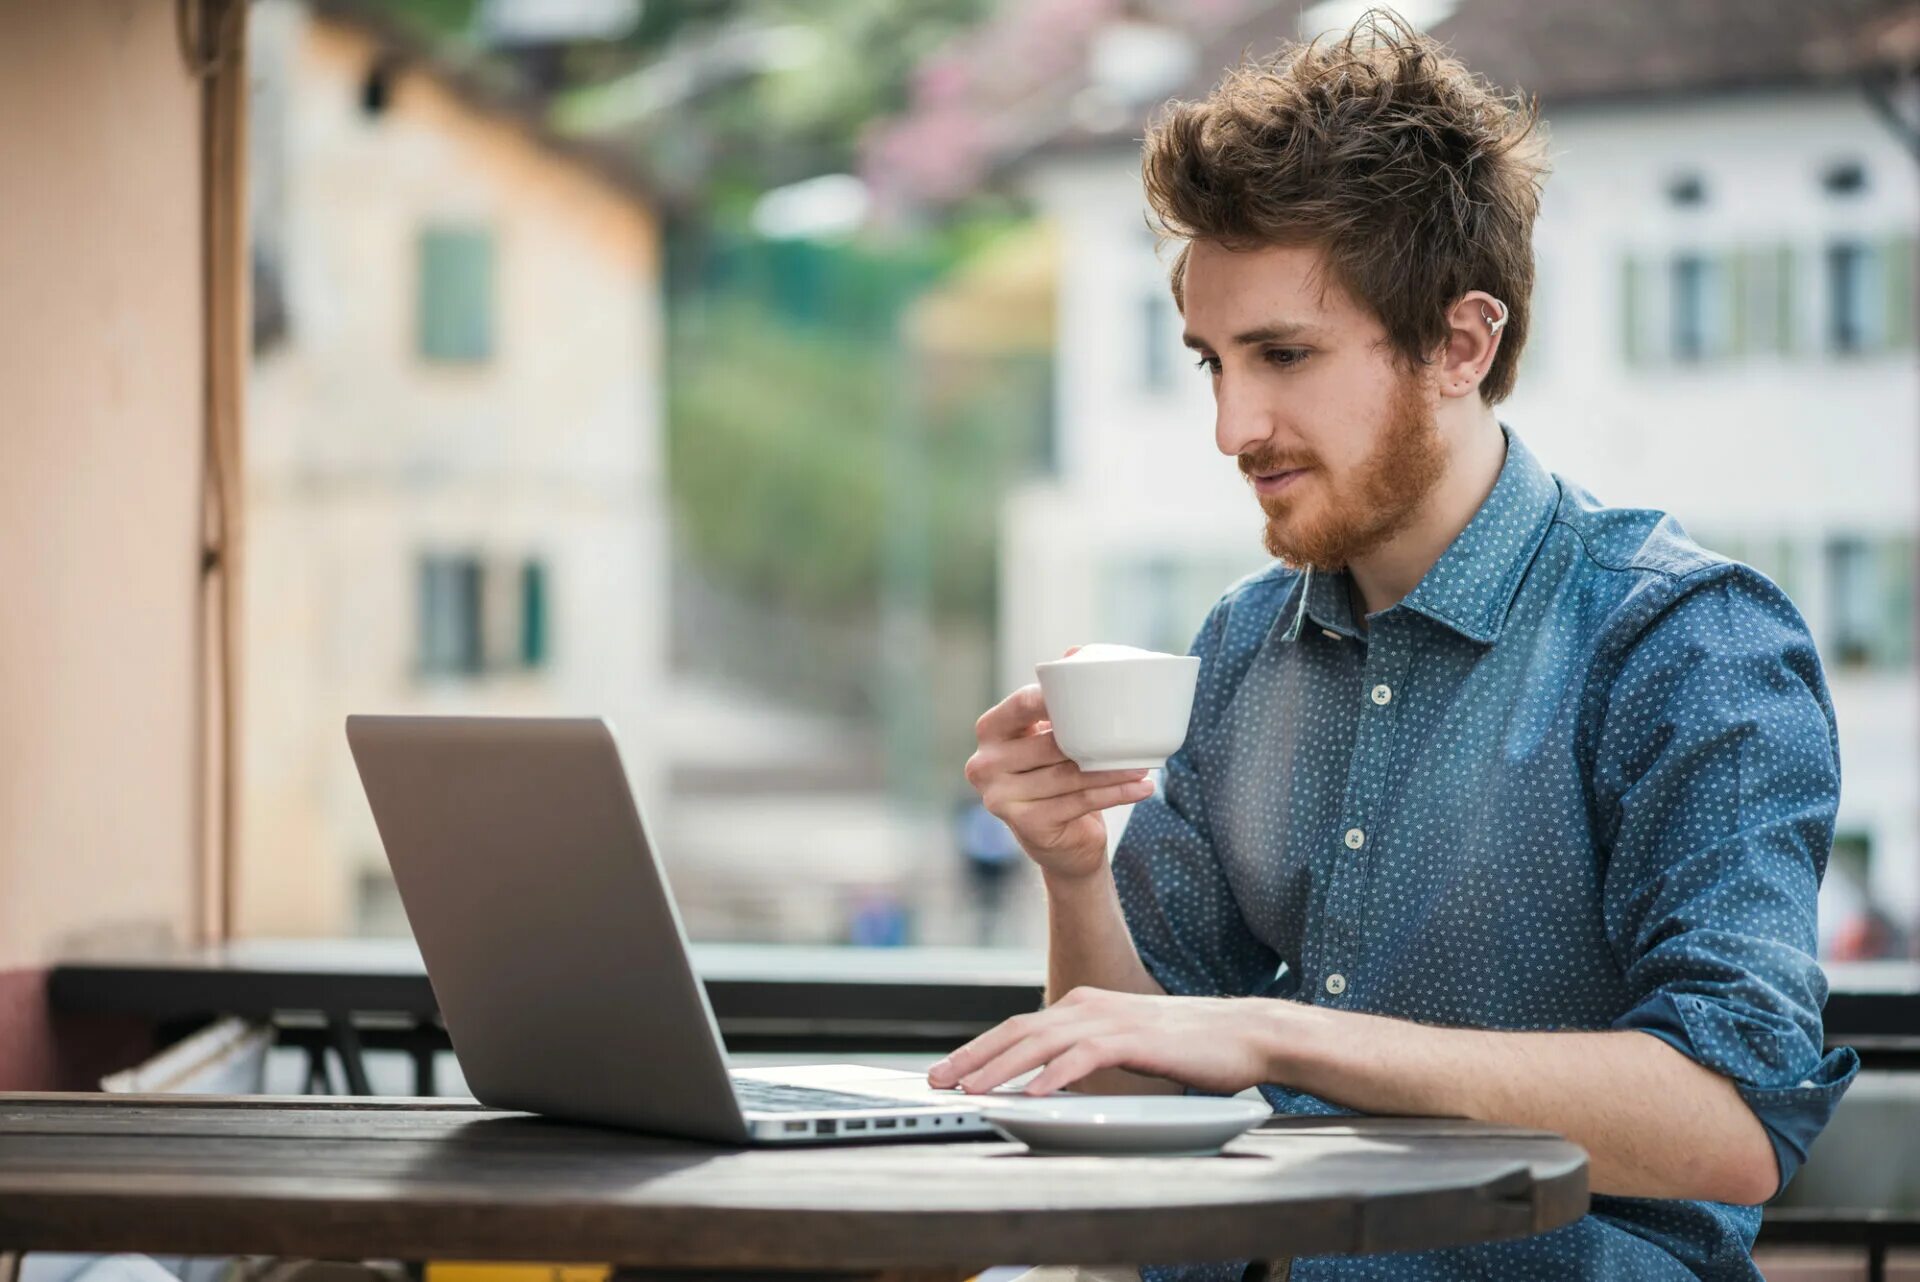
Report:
1343,827,1365,850
1325,973,1347,995
1371,683,1392,705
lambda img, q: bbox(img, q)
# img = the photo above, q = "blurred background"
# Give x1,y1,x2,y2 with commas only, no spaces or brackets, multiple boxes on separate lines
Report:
230,0,1918,962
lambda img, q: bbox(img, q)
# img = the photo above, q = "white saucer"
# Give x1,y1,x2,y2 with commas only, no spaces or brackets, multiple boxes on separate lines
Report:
976,1095,1272,1156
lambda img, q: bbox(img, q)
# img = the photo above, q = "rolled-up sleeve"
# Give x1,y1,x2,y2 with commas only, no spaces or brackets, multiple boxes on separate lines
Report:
1111,599,1281,1000
1593,566,1859,1200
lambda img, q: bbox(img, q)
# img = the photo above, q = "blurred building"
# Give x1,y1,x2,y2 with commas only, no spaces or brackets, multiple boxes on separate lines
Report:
874,0,1920,948
241,0,668,934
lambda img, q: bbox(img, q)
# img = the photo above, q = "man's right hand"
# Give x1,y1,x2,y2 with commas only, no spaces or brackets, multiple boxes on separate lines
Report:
964,680,1157,882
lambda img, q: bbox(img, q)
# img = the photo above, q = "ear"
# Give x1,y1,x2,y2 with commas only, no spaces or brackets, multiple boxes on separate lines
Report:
1437,290,1506,400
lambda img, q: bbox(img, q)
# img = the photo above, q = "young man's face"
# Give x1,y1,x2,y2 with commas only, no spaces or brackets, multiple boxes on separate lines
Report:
1180,239,1448,571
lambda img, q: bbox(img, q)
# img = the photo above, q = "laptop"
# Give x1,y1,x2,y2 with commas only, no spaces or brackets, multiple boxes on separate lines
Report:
345,714,996,1145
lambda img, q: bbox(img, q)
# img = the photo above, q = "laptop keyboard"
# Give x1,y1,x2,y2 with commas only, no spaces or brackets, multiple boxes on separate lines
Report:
733,1078,934,1114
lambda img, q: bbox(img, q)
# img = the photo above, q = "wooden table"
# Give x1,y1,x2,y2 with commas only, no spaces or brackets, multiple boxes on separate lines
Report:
0,1093,1589,1278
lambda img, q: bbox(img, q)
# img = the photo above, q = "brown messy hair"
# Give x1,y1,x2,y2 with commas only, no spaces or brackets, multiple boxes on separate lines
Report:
1142,8,1548,404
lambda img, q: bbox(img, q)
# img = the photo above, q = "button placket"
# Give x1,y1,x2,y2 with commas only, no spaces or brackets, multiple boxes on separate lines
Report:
1322,618,1407,1003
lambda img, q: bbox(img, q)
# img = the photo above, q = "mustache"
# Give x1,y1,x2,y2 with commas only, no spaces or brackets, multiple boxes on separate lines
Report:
1237,451,1317,478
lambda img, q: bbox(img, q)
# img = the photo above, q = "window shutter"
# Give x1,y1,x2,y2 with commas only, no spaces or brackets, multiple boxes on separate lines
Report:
1727,251,1749,357
1776,244,1796,356
1622,255,1644,364
521,560,549,668
418,226,495,362
1880,536,1915,669
1736,246,1790,356
1886,235,1915,353
1774,535,1801,603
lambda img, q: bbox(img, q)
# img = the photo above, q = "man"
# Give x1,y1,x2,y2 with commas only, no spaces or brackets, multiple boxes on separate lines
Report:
936,12,1858,1281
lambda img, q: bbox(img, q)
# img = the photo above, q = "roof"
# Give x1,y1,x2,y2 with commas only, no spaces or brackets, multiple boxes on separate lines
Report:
865,0,1920,210
307,0,663,211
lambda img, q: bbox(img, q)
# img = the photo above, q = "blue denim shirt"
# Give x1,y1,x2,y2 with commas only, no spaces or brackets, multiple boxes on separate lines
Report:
1115,425,1859,1281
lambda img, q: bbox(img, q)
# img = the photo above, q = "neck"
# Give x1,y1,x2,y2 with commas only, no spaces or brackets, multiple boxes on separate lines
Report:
1347,410,1506,619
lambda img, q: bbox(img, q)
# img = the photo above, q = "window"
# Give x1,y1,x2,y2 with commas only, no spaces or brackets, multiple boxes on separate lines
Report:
1821,160,1867,197
1141,288,1176,392
360,58,397,118
1826,535,1915,670
418,553,552,676
1670,253,1732,362
1666,172,1706,207
1100,554,1265,655
1695,532,1810,615
1623,250,1736,364
1828,537,1876,667
1822,832,1909,960
418,225,495,362
1827,241,1881,354
1103,556,1182,653
1827,236,1916,355
418,554,484,676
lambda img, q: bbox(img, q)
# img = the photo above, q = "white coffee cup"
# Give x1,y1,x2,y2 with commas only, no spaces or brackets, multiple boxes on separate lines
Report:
1034,644,1201,772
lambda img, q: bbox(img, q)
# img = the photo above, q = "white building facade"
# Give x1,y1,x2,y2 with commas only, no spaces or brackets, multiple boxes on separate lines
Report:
1003,84,1919,944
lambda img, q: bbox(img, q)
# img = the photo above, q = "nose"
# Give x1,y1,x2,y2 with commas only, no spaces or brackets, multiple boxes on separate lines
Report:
1213,372,1272,458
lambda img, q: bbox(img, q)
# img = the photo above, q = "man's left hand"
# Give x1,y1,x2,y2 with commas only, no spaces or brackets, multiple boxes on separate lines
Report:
926,986,1273,1096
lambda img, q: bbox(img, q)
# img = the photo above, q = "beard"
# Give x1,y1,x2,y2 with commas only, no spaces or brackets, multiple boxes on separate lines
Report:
1239,370,1448,571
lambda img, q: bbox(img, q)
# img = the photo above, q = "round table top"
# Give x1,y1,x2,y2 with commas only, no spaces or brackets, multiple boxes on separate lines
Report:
0,1093,1589,1273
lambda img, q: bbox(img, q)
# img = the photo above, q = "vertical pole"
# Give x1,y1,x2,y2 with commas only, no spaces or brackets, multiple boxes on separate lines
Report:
186,0,249,945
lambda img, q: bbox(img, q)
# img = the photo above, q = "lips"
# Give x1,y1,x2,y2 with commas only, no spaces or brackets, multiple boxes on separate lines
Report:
1250,468,1307,497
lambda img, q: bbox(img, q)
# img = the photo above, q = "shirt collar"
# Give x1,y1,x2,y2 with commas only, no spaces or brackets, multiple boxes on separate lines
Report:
1279,422,1559,647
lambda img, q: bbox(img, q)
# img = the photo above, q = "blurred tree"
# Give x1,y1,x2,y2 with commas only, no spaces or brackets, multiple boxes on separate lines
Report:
668,279,1046,625
373,0,994,202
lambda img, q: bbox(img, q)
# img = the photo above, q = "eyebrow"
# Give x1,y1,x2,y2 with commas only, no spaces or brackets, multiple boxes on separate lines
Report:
1181,322,1325,350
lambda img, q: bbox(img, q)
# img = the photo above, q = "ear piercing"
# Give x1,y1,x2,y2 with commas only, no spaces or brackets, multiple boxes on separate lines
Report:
1481,298,1509,335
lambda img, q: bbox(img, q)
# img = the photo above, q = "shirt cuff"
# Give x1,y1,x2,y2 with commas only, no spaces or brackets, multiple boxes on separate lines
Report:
1614,989,1861,1199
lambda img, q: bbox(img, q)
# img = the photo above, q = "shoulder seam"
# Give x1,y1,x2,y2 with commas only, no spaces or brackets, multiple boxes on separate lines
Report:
1552,513,1726,584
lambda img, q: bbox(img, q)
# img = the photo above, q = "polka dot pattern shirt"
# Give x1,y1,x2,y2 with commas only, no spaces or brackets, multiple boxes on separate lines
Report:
1116,425,1860,1282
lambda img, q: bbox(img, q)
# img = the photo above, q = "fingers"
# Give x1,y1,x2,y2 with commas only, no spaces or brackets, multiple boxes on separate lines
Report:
1008,778,1155,829
969,726,1148,799
991,762,1149,807
1021,1038,1136,1095
993,727,1069,774
974,684,1047,744
959,1023,1095,1095
930,1013,1135,1097
928,988,1116,1092
929,1013,1040,1089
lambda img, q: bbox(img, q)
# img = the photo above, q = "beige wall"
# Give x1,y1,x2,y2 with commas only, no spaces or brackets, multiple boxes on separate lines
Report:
0,0,206,975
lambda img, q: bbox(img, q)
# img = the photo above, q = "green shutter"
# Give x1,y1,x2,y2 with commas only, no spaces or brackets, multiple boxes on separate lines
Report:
520,560,548,668
1880,536,1915,668
1736,246,1790,356
1727,252,1749,357
1776,244,1796,356
1774,536,1800,603
418,226,495,362
1886,235,1914,352
1622,255,1643,365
